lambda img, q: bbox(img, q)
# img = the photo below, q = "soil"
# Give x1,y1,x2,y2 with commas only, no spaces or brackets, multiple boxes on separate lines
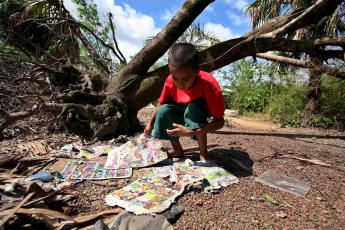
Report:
1,107,344,229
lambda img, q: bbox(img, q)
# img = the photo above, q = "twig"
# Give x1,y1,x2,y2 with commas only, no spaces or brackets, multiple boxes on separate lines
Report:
0,192,34,227
281,155,345,171
9,162,21,175
108,12,127,65
23,185,74,208
0,208,71,221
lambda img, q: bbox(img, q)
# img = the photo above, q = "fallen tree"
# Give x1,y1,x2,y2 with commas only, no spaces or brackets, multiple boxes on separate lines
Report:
0,0,344,138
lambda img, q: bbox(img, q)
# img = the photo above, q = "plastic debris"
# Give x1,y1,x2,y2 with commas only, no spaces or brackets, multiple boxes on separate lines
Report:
256,171,311,197
26,169,52,182
55,142,81,158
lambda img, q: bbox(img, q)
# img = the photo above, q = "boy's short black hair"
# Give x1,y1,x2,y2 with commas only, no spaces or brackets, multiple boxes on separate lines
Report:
168,43,199,69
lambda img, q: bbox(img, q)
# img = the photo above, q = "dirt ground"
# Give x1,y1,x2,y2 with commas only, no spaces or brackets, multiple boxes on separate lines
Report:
1,108,344,229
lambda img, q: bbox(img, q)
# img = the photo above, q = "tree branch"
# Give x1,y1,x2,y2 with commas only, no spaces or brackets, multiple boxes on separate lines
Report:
108,12,127,65
0,106,40,132
60,3,111,77
267,0,344,38
0,101,107,133
198,37,345,71
56,91,106,105
256,52,345,80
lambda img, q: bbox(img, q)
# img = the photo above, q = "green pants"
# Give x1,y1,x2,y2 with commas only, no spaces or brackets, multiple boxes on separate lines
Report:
152,99,209,141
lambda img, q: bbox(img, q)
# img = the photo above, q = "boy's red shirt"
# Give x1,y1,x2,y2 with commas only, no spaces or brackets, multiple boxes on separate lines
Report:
158,70,225,119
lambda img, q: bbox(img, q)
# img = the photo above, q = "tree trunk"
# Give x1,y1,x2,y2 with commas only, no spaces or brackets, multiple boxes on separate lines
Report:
302,56,323,126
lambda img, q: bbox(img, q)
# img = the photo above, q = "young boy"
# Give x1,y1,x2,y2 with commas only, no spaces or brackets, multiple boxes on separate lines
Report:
144,43,225,161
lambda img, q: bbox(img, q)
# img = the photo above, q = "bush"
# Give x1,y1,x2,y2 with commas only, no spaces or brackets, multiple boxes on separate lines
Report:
265,84,307,127
230,81,270,113
319,76,345,128
309,116,333,128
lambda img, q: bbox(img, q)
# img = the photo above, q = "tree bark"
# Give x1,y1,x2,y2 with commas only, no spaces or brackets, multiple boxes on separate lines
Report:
302,55,323,126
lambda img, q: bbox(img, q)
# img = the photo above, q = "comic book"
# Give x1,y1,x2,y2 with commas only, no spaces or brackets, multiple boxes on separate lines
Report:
105,176,186,214
196,166,239,190
79,145,115,159
105,135,167,169
61,160,132,180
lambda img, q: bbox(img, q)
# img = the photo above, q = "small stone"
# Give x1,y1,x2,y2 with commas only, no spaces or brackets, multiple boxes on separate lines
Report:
316,196,324,201
275,211,287,219
195,200,203,206
296,166,304,170
233,204,241,210
323,210,330,214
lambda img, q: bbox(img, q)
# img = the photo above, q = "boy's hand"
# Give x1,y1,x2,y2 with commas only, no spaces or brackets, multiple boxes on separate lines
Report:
167,123,194,137
144,123,153,135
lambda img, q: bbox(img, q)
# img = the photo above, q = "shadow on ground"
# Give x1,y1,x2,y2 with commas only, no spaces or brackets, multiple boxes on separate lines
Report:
185,148,253,178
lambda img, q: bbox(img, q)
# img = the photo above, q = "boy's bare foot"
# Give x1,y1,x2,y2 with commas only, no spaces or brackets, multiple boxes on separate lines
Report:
169,140,184,158
167,149,184,158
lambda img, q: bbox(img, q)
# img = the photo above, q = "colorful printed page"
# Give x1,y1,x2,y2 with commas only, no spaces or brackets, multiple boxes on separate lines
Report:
79,145,115,160
105,176,186,214
171,162,204,186
105,135,168,170
61,160,132,180
152,166,172,177
152,160,239,191
196,166,239,191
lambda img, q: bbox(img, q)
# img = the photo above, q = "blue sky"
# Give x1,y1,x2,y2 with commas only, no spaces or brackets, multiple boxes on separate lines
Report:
64,0,253,59
115,0,251,33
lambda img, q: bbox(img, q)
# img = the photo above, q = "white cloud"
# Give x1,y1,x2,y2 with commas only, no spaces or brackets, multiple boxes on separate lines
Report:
224,0,249,11
205,22,238,41
63,0,79,19
205,6,214,12
64,0,161,60
160,9,174,21
226,10,249,26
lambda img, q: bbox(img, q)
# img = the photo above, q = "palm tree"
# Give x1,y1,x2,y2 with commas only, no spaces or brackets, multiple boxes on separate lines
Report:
247,0,345,125
145,22,221,50
144,22,221,70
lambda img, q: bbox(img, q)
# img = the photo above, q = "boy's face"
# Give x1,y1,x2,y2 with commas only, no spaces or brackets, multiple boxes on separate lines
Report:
168,64,198,90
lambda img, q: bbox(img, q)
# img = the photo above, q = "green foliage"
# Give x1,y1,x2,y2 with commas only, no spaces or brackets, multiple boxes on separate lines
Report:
223,59,308,127
71,0,120,71
230,80,270,112
318,75,345,128
266,84,307,127
0,0,80,60
223,59,345,129
309,116,333,128
224,59,271,113
0,1,24,24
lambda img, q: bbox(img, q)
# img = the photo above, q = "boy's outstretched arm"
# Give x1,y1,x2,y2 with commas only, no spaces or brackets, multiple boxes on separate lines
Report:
166,117,224,137
144,103,161,135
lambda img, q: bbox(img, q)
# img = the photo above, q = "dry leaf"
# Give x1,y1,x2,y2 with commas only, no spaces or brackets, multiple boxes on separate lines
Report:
17,140,53,156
